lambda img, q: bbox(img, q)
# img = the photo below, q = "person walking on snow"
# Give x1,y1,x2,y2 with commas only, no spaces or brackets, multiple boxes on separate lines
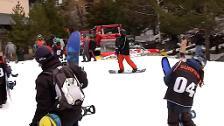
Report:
115,29,137,73
0,54,12,108
5,41,16,62
82,35,90,62
88,36,97,61
30,46,88,126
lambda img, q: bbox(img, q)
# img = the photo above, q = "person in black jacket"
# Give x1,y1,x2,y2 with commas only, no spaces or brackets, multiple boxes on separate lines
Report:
0,55,12,108
193,31,205,57
163,54,206,126
115,29,137,73
30,46,88,126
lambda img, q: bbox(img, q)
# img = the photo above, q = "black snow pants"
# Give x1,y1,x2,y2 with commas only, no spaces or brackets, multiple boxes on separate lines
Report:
167,102,196,126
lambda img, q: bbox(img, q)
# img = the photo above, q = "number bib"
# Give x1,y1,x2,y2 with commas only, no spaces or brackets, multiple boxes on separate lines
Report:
164,62,201,107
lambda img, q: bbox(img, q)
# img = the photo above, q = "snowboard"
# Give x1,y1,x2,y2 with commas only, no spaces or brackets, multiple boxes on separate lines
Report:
179,110,196,126
66,31,81,65
79,105,96,120
108,68,146,74
161,57,171,76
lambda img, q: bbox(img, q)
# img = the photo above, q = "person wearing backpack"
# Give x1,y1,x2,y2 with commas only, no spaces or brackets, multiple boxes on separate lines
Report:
30,46,88,126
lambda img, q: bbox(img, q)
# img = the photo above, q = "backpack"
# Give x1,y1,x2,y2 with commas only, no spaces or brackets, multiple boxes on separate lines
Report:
46,65,85,110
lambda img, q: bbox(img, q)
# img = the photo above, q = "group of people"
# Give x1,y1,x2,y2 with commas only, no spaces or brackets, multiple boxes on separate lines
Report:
30,28,90,126
29,29,140,126
165,30,206,126
115,29,206,126
81,35,97,62
30,45,88,126
34,34,66,60
0,27,207,126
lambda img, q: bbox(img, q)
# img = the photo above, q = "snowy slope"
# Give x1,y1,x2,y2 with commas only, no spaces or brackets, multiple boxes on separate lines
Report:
0,56,223,126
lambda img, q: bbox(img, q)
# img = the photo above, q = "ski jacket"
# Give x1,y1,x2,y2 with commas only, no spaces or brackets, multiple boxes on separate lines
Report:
31,58,88,126
5,42,16,56
164,60,204,107
0,62,11,105
115,35,130,55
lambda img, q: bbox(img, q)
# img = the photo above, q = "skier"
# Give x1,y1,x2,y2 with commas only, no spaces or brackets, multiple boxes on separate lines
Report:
115,29,137,73
0,54,12,108
30,46,88,126
163,54,206,126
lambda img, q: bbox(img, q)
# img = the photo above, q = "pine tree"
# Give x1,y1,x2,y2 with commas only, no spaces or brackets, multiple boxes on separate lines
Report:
9,1,30,47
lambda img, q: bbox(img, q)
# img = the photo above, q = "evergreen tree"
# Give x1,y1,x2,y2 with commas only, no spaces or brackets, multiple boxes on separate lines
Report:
9,1,29,47
149,0,224,59
29,0,66,43
44,0,65,37
60,0,87,30
29,1,50,42
86,0,156,34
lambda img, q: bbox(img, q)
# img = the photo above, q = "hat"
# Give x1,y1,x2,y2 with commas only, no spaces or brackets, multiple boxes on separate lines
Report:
37,34,43,39
120,29,127,35
35,46,54,64
39,114,61,126
193,55,207,68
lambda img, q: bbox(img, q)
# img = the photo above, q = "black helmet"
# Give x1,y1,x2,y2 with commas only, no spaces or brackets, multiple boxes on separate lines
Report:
35,46,54,64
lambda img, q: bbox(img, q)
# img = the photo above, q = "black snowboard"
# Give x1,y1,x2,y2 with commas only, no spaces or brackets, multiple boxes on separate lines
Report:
108,68,146,74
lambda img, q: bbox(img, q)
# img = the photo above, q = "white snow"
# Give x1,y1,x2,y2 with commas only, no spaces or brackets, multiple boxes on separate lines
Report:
0,56,224,126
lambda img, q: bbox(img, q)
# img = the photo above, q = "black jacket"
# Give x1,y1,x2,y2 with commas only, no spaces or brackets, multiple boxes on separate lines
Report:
0,63,11,105
164,60,204,107
31,58,88,126
115,35,130,55
193,33,205,45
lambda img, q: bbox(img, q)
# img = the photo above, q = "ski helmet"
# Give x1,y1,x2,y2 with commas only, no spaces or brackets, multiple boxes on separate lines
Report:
37,34,43,39
193,55,207,68
39,114,61,126
35,46,54,64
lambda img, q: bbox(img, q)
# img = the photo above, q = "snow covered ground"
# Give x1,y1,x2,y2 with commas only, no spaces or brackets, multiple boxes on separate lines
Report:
0,56,224,126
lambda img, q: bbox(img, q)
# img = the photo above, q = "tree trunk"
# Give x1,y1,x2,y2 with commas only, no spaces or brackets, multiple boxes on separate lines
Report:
205,29,210,60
